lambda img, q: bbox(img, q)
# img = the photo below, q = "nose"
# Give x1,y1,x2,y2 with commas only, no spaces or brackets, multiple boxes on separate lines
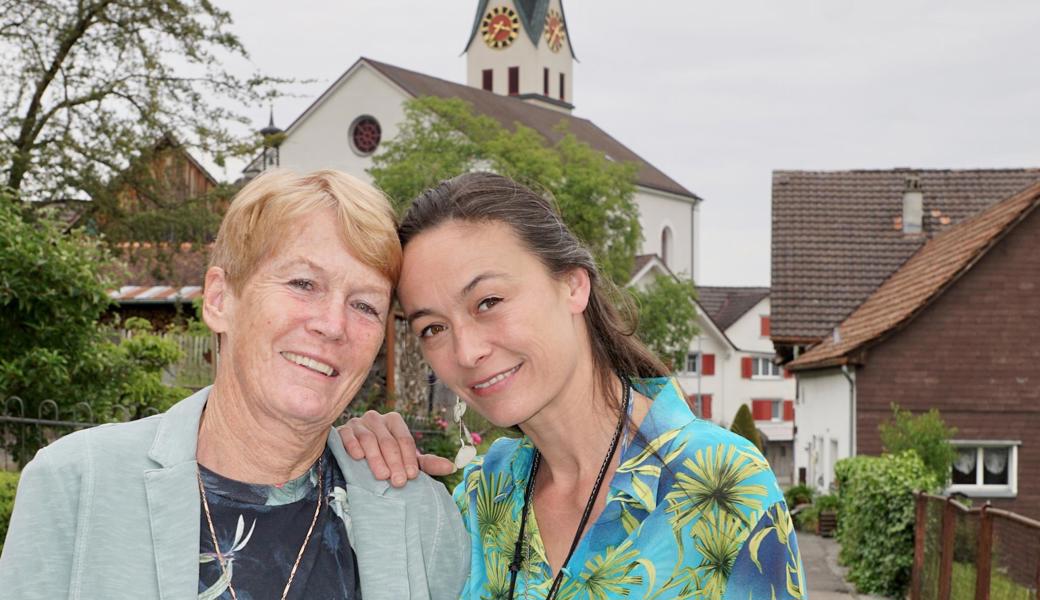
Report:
307,294,348,341
452,322,491,368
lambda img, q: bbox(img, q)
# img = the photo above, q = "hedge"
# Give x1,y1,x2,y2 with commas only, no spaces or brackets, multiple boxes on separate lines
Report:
834,451,939,598
0,470,19,553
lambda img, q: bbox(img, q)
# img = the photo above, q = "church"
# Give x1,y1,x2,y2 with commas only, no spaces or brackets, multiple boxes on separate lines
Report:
245,0,703,283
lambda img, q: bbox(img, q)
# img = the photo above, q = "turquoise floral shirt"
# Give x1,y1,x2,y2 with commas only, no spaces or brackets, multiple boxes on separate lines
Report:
453,377,806,600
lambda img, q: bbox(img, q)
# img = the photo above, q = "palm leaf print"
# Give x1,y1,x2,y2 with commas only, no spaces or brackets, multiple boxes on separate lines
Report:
477,472,514,541
570,540,644,600
664,444,768,532
692,510,747,600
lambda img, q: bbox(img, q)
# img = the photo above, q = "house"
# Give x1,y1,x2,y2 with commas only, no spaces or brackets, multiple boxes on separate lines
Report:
780,175,1040,516
244,0,703,283
630,257,797,484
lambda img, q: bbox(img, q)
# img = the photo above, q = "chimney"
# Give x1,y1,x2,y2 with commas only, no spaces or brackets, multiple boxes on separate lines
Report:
903,175,923,234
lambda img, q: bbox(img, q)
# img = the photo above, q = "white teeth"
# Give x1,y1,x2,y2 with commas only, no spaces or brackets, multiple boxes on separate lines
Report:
474,365,520,389
282,352,335,377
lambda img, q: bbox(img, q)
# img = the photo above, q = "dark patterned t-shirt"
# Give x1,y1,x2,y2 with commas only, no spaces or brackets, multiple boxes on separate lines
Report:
197,448,361,600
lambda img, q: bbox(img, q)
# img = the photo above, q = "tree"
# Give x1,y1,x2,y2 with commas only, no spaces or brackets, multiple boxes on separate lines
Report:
879,403,957,486
0,0,282,203
369,96,642,285
631,274,699,369
730,404,763,451
0,193,186,466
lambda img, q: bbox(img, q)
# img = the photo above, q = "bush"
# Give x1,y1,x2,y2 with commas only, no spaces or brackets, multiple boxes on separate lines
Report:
834,451,940,597
730,404,762,451
880,403,957,486
785,484,815,508
0,470,19,554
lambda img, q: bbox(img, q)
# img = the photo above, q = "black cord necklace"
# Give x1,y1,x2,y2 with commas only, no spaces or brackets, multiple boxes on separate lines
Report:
507,374,632,600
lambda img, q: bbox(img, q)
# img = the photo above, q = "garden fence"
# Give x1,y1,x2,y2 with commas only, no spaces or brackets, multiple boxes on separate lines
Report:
913,492,1040,600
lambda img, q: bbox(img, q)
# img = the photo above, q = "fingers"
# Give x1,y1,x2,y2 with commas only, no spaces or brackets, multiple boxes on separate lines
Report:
359,410,420,488
419,453,458,477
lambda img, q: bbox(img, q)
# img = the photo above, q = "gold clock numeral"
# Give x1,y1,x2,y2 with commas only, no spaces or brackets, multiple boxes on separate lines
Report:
481,6,519,49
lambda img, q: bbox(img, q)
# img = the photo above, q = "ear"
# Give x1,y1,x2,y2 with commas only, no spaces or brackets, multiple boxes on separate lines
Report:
202,266,233,335
563,267,592,314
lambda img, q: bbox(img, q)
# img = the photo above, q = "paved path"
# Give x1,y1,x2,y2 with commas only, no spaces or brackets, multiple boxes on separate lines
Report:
800,533,889,600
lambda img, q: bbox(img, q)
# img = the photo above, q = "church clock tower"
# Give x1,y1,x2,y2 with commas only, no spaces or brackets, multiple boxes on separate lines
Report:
464,0,575,113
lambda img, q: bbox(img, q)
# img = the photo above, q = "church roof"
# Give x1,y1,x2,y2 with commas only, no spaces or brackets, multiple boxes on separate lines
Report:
365,58,697,199
465,0,577,59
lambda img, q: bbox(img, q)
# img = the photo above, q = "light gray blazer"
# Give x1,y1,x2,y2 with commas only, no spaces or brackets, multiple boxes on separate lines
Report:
0,388,469,599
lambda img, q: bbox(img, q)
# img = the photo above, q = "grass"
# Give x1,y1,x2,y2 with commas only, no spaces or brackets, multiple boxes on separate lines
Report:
951,561,1035,600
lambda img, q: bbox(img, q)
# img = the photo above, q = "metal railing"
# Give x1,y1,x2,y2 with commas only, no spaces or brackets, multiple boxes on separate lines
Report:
912,492,1040,600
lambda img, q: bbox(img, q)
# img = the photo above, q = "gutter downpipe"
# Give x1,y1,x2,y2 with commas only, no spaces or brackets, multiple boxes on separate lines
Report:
841,364,856,458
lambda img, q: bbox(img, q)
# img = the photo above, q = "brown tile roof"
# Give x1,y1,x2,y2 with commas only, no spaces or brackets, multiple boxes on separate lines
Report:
364,59,698,200
631,254,658,278
771,169,1040,343
788,180,1040,370
697,286,770,331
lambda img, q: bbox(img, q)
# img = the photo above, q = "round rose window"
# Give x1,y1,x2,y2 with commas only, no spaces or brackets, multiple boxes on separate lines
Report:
350,115,381,155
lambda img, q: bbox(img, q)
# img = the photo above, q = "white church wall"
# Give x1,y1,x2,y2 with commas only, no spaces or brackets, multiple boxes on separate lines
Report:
795,368,855,492
636,187,696,280
278,65,408,183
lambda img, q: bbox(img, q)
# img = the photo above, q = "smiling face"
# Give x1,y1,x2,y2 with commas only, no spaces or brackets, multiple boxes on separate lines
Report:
206,207,391,428
398,220,593,428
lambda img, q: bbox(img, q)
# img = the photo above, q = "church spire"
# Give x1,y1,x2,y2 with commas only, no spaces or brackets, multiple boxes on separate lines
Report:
464,0,575,112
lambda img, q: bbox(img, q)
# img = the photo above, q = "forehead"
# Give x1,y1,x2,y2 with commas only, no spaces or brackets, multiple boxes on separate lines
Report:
258,209,391,290
398,220,543,302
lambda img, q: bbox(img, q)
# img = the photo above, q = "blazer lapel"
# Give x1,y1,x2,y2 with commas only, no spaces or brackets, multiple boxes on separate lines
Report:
327,431,411,600
145,388,210,600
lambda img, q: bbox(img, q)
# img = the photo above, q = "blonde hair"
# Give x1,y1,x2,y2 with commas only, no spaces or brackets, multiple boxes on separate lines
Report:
210,169,401,292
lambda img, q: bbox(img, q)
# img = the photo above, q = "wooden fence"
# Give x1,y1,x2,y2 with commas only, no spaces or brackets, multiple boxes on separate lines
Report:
912,492,1040,600
121,329,214,389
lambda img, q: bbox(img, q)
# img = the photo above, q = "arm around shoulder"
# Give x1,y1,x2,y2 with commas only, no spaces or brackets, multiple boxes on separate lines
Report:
0,441,87,599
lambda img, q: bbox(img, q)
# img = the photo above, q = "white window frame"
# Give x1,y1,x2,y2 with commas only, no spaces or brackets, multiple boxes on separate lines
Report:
682,352,700,375
947,440,1019,498
751,356,782,380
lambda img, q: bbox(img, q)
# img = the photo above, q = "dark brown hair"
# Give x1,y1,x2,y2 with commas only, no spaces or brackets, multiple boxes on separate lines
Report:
399,172,668,411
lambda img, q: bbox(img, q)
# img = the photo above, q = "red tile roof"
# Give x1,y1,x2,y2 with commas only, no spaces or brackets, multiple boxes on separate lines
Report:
788,181,1040,370
771,169,1040,343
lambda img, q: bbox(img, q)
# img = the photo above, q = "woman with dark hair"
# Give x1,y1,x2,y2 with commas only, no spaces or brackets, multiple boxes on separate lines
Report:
342,172,805,600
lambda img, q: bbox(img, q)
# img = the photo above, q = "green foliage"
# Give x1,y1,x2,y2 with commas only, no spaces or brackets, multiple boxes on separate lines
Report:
630,274,699,368
880,403,957,486
0,470,18,554
0,196,187,466
729,404,763,451
369,96,642,285
834,452,940,598
784,484,815,508
1,0,287,201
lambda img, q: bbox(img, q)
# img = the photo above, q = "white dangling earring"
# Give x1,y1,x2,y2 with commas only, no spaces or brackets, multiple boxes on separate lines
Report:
453,396,477,469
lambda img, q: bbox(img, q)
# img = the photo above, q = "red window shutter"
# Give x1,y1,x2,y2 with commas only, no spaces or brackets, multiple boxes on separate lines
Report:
741,356,753,379
784,367,793,379
760,316,771,337
702,395,712,419
784,400,795,421
702,354,716,376
752,400,770,420
686,394,697,413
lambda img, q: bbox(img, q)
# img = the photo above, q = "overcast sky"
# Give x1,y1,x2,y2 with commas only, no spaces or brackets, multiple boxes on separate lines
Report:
223,1,1040,286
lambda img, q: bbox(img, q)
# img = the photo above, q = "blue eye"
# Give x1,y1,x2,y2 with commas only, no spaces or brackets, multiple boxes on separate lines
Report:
289,279,314,291
477,297,502,312
354,302,379,317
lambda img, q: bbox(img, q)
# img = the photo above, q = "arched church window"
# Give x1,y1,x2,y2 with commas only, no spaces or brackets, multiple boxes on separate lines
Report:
350,115,381,156
661,226,673,267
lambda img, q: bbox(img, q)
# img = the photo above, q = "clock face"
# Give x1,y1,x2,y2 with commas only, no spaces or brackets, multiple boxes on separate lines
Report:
544,9,566,53
481,6,519,49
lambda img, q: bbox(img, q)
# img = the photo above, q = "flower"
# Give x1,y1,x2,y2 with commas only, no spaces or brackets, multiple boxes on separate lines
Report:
470,432,483,445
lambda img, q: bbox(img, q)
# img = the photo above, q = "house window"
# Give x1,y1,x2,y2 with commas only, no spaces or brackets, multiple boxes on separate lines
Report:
543,68,549,95
752,399,782,421
949,442,1018,497
752,356,782,379
684,352,699,374
349,115,381,155
508,67,519,95
688,394,713,419
560,72,565,101
482,69,493,91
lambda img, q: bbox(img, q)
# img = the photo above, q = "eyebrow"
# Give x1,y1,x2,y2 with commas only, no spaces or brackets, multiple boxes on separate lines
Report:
406,271,509,324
